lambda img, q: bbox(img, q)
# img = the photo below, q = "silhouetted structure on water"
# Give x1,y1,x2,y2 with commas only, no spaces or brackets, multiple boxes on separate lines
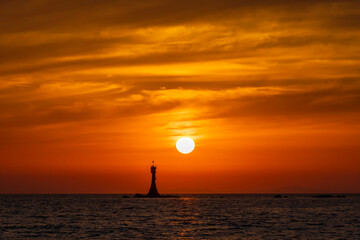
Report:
147,162,160,197
134,161,179,198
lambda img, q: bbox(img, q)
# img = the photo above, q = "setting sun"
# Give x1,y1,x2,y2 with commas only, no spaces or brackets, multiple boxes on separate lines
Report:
176,137,195,154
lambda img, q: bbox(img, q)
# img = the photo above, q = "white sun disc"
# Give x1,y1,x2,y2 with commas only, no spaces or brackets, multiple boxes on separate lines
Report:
176,137,195,154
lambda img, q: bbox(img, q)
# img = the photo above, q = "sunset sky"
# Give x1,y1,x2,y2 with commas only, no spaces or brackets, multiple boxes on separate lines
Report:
1,0,360,193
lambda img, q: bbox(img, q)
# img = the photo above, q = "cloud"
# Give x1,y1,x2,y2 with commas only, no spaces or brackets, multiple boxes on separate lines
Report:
0,0,359,143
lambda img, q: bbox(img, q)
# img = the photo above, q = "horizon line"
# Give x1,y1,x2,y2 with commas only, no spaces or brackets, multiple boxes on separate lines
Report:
1,192,359,195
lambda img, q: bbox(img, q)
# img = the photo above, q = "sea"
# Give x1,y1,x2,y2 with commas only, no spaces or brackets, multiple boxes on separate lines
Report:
1,194,359,239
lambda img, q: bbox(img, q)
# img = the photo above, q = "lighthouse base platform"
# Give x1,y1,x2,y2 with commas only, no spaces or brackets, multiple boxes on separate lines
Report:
134,193,179,198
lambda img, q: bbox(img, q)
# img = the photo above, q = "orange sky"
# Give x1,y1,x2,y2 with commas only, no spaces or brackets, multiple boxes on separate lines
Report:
1,0,360,193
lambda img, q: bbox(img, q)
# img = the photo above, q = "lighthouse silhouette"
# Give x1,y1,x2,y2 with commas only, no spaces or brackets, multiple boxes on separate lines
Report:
134,161,179,198
147,161,160,197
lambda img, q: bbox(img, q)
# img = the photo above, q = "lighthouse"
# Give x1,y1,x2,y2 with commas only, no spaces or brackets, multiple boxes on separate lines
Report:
134,161,179,198
147,161,160,197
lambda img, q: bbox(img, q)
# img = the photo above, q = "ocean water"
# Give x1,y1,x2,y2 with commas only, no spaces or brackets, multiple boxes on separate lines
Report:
1,194,360,239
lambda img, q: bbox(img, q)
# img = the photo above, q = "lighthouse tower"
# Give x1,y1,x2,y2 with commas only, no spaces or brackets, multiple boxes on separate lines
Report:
147,161,160,197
